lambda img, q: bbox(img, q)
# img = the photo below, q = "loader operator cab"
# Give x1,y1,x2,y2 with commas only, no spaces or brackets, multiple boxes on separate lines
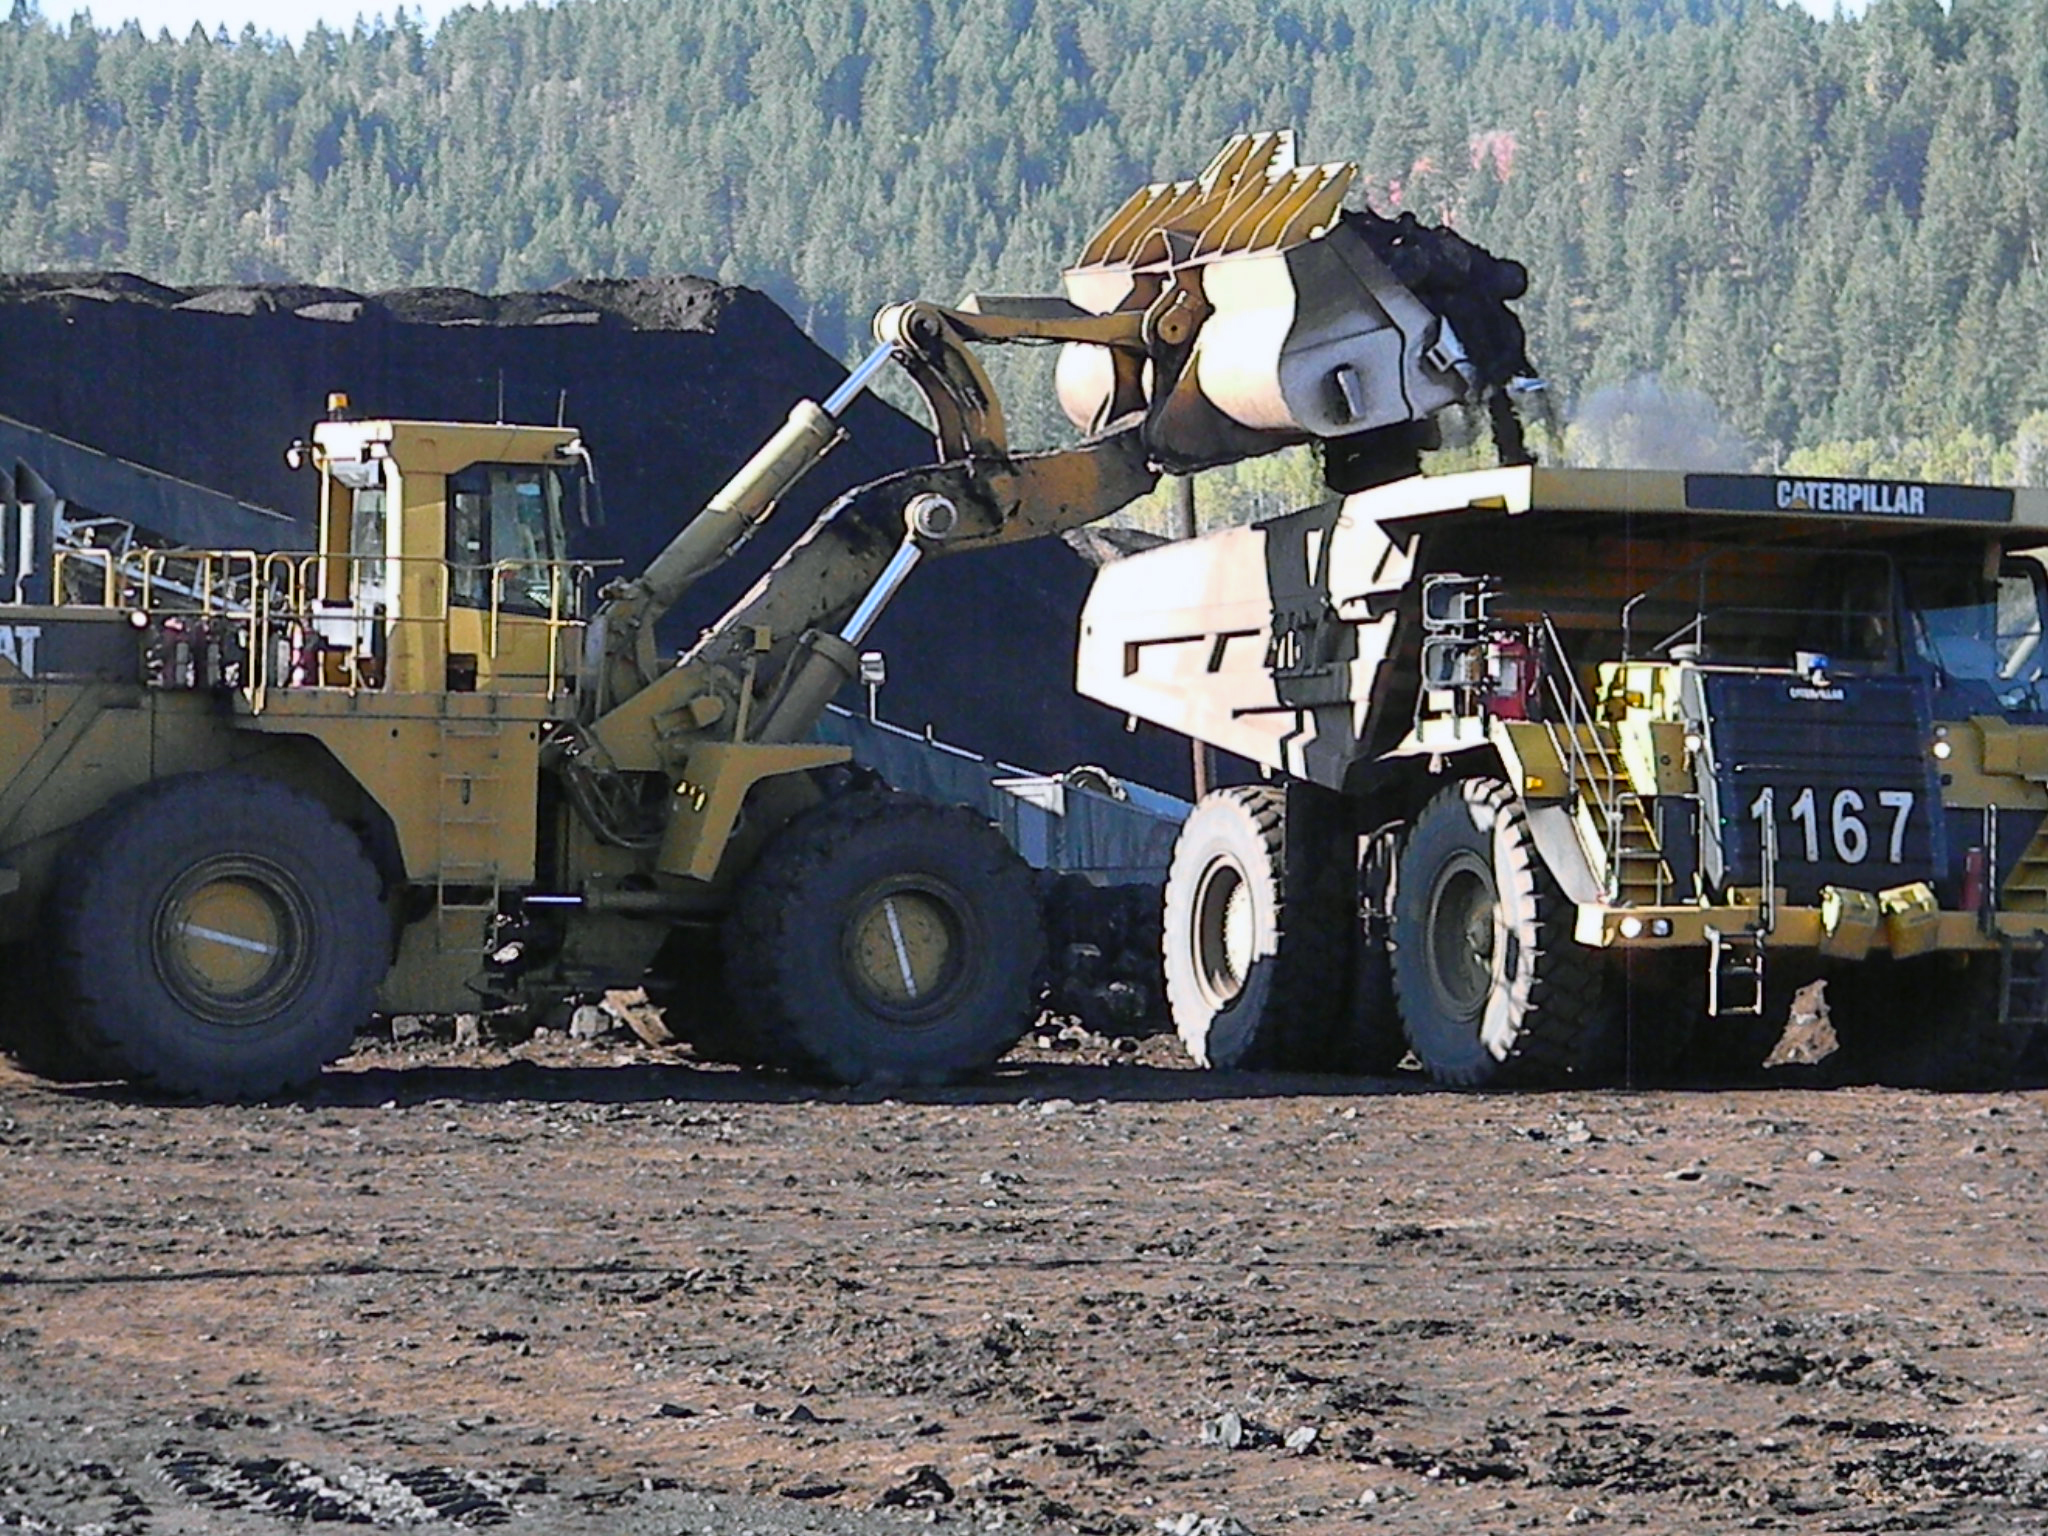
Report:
306,412,596,696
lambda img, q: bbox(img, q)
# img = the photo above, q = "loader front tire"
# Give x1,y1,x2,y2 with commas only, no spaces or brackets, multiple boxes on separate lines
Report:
724,791,1042,1087
1391,777,1613,1087
49,773,388,1099
0,942,101,1081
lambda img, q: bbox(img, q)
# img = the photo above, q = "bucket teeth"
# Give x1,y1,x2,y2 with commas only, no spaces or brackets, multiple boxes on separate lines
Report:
1071,130,1356,274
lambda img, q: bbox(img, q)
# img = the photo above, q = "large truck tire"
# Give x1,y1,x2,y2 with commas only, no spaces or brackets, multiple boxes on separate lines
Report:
1832,954,2035,1090
48,773,389,1099
723,790,1042,1087
1390,777,1613,1087
1909,955,2035,1089
1163,785,1398,1071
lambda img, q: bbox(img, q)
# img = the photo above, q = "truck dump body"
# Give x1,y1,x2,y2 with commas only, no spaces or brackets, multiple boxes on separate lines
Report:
1082,466,2048,784
1100,467,2048,1086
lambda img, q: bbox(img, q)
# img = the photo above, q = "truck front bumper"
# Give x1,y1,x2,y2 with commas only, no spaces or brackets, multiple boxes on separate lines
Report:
1577,897,2046,957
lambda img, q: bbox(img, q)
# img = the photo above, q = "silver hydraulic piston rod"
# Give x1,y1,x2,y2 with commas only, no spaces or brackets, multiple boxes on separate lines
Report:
636,340,896,613
840,493,958,645
752,494,957,744
584,342,898,712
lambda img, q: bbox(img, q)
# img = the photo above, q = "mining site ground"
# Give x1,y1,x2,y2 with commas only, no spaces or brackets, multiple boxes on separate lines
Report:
5,1028,2048,1536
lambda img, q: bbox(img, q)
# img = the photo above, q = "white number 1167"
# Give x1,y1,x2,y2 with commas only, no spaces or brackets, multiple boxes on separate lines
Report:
1749,786,1915,864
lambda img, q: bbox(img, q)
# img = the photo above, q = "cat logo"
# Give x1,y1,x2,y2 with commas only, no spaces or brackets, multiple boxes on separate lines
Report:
0,624,42,678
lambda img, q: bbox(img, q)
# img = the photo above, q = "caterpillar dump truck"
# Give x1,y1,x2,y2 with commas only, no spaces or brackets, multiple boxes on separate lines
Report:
0,131,1536,1097
1079,464,2048,1087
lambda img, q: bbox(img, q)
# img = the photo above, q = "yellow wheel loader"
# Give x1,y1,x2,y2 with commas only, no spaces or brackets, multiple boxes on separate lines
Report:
0,132,1535,1096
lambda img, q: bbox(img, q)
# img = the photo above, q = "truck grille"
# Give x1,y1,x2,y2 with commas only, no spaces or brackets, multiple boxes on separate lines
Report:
1682,669,1943,905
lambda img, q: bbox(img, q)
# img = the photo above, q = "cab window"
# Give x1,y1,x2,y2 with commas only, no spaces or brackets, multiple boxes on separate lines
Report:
351,482,386,596
1904,556,2048,709
447,465,568,615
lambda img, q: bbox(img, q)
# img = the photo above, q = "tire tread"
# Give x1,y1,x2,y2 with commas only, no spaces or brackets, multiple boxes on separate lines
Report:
49,772,385,1098
724,790,1042,1086
1392,777,1615,1087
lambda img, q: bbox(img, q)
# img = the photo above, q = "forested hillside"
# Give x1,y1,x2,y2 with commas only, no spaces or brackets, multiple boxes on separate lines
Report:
3,0,2046,483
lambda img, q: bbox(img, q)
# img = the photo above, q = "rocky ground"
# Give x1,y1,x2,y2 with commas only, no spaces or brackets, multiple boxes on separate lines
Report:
5,1022,2048,1535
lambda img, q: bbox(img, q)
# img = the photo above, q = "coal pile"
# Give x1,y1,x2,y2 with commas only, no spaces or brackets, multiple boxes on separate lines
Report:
0,271,1189,790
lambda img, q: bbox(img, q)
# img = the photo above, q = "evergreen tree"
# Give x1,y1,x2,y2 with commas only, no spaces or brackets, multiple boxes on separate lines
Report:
0,0,2042,479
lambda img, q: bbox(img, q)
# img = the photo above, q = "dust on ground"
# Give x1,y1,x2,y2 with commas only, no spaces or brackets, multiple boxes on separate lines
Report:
5,1026,2048,1535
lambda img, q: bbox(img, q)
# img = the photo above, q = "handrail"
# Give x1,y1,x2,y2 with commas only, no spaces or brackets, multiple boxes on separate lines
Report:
1755,785,1779,935
1536,613,1632,900
486,559,605,697
53,547,118,607
48,541,614,710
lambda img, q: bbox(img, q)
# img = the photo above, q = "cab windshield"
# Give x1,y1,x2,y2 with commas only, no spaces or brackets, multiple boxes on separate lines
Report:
447,463,572,615
1905,558,2048,711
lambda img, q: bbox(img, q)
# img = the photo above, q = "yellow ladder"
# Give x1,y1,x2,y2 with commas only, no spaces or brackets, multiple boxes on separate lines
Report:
434,719,505,952
1552,721,1672,905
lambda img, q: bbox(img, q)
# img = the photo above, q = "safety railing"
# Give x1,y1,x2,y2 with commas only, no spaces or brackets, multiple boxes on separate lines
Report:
1537,613,1633,900
1619,546,1899,666
52,545,609,709
55,544,274,617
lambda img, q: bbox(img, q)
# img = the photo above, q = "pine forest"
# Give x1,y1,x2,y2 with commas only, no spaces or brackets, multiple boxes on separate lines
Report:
2,0,2047,493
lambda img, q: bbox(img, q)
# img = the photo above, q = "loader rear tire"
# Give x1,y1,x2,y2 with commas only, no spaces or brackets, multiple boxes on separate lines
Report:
1391,777,1614,1087
49,773,388,1099
724,790,1042,1087
0,943,102,1081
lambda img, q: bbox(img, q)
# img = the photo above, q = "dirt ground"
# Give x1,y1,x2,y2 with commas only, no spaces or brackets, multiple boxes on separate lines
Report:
5,1024,2048,1536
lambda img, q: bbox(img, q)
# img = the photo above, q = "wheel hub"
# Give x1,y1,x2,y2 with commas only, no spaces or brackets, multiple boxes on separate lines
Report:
842,879,967,1020
154,855,314,1024
1192,856,1254,1008
1424,850,1497,1020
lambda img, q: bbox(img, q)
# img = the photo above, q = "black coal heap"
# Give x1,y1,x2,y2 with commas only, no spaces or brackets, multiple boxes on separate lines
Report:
0,273,1188,792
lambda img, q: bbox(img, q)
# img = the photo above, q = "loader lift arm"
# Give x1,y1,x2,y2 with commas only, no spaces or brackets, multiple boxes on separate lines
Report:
572,131,1537,794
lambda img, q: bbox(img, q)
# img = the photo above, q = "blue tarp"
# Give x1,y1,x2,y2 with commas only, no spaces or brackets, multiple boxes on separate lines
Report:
815,704,1187,887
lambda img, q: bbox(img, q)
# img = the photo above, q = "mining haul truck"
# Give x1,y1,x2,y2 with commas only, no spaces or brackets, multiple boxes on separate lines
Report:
1079,464,2048,1089
0,131,1539,1097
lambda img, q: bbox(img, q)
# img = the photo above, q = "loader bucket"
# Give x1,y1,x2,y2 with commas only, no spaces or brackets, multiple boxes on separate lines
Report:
1056,132,1525,473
